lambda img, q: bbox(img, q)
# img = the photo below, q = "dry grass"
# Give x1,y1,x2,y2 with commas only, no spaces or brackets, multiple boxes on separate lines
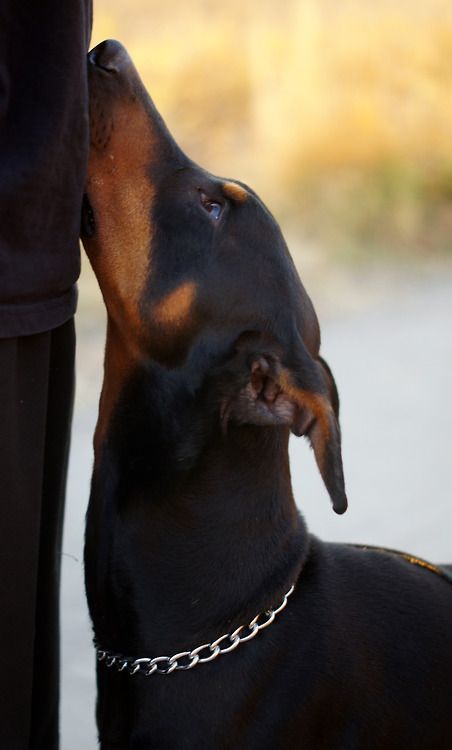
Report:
91,0,452,256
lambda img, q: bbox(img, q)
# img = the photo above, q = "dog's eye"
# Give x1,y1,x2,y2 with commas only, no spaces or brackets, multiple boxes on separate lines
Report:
199,192,223,221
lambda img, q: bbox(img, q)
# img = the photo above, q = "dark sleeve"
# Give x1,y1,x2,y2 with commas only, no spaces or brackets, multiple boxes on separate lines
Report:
0,0,92,337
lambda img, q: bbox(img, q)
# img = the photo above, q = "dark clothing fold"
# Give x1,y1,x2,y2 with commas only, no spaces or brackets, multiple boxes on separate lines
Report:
0,2,92,747
0,319,76,750
0,0,92,336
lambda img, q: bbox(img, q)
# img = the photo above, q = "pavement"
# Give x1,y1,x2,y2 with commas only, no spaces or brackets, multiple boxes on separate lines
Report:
60,258,452,749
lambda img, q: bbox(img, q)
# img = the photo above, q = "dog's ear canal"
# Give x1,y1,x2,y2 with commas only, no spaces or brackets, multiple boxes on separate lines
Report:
220,332,347,514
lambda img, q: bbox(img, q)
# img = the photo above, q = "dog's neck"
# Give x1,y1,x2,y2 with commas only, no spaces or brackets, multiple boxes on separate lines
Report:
90,340,309,652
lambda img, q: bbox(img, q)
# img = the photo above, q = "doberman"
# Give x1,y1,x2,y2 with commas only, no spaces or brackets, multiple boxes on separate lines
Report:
81,40,452,750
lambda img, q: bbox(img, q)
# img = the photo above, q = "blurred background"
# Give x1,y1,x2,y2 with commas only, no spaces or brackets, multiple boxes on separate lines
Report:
91,0,452,257
61,1,452,746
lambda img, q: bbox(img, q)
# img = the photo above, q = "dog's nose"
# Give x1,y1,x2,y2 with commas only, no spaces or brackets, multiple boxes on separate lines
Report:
88,39,129,74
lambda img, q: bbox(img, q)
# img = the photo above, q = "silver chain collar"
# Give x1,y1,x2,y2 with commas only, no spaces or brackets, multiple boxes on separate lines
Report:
95,583,295,677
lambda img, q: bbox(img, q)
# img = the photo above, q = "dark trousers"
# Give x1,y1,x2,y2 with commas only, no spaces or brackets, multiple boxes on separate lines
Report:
0,318,75,750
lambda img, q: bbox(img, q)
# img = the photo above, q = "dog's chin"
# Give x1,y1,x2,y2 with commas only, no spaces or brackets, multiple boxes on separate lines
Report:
81,193,96,238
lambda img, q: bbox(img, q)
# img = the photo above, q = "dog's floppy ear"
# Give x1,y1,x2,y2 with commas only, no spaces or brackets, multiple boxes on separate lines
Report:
317,355,340,419
219,331,347,514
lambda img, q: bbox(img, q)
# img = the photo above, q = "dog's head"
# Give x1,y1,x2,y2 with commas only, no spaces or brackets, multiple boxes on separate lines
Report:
82,40,347,514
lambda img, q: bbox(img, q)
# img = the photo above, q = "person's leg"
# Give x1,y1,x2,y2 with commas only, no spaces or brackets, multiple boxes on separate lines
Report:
0,330,52,750
29,319,75,750
0,318,75,750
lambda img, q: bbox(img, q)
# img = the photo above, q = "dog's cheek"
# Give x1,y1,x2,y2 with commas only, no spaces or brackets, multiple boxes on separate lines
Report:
150,282,197,330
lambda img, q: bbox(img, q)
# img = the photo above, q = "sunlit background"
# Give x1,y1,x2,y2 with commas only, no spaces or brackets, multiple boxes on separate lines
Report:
90,0,452,257
62,3,452,747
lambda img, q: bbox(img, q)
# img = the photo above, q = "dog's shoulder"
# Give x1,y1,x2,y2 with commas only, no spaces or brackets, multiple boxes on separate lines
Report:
289,534,452,648
303,535,452,602
251,537,452,749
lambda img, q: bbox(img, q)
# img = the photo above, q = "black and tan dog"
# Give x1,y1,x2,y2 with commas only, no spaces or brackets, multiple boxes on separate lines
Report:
82,40,452,750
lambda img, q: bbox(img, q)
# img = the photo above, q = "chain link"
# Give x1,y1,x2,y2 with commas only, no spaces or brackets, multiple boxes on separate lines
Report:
95,584,295,677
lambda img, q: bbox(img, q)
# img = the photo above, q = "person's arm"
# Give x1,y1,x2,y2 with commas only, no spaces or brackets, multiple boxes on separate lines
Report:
0,0,92,336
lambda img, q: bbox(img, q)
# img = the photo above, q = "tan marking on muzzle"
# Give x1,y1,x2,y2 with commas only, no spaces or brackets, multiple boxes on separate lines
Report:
92,175,153,339
223,181,248,203
85,95,156,344
153,281,197,330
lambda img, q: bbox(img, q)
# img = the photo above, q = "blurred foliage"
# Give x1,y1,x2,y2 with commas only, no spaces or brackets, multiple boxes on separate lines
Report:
91,0,452,256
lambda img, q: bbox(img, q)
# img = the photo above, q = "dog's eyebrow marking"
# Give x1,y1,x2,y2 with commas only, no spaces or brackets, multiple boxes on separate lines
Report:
153,281,197,328
223,181,248,203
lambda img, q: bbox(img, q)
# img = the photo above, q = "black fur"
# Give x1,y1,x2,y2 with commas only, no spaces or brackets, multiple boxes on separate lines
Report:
83,40,452,749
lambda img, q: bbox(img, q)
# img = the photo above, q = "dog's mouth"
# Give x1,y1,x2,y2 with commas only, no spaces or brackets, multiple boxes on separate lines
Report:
81,193,96,238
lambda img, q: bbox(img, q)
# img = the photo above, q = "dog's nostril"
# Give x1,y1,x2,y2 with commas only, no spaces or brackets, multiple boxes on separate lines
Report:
88,39,126,74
